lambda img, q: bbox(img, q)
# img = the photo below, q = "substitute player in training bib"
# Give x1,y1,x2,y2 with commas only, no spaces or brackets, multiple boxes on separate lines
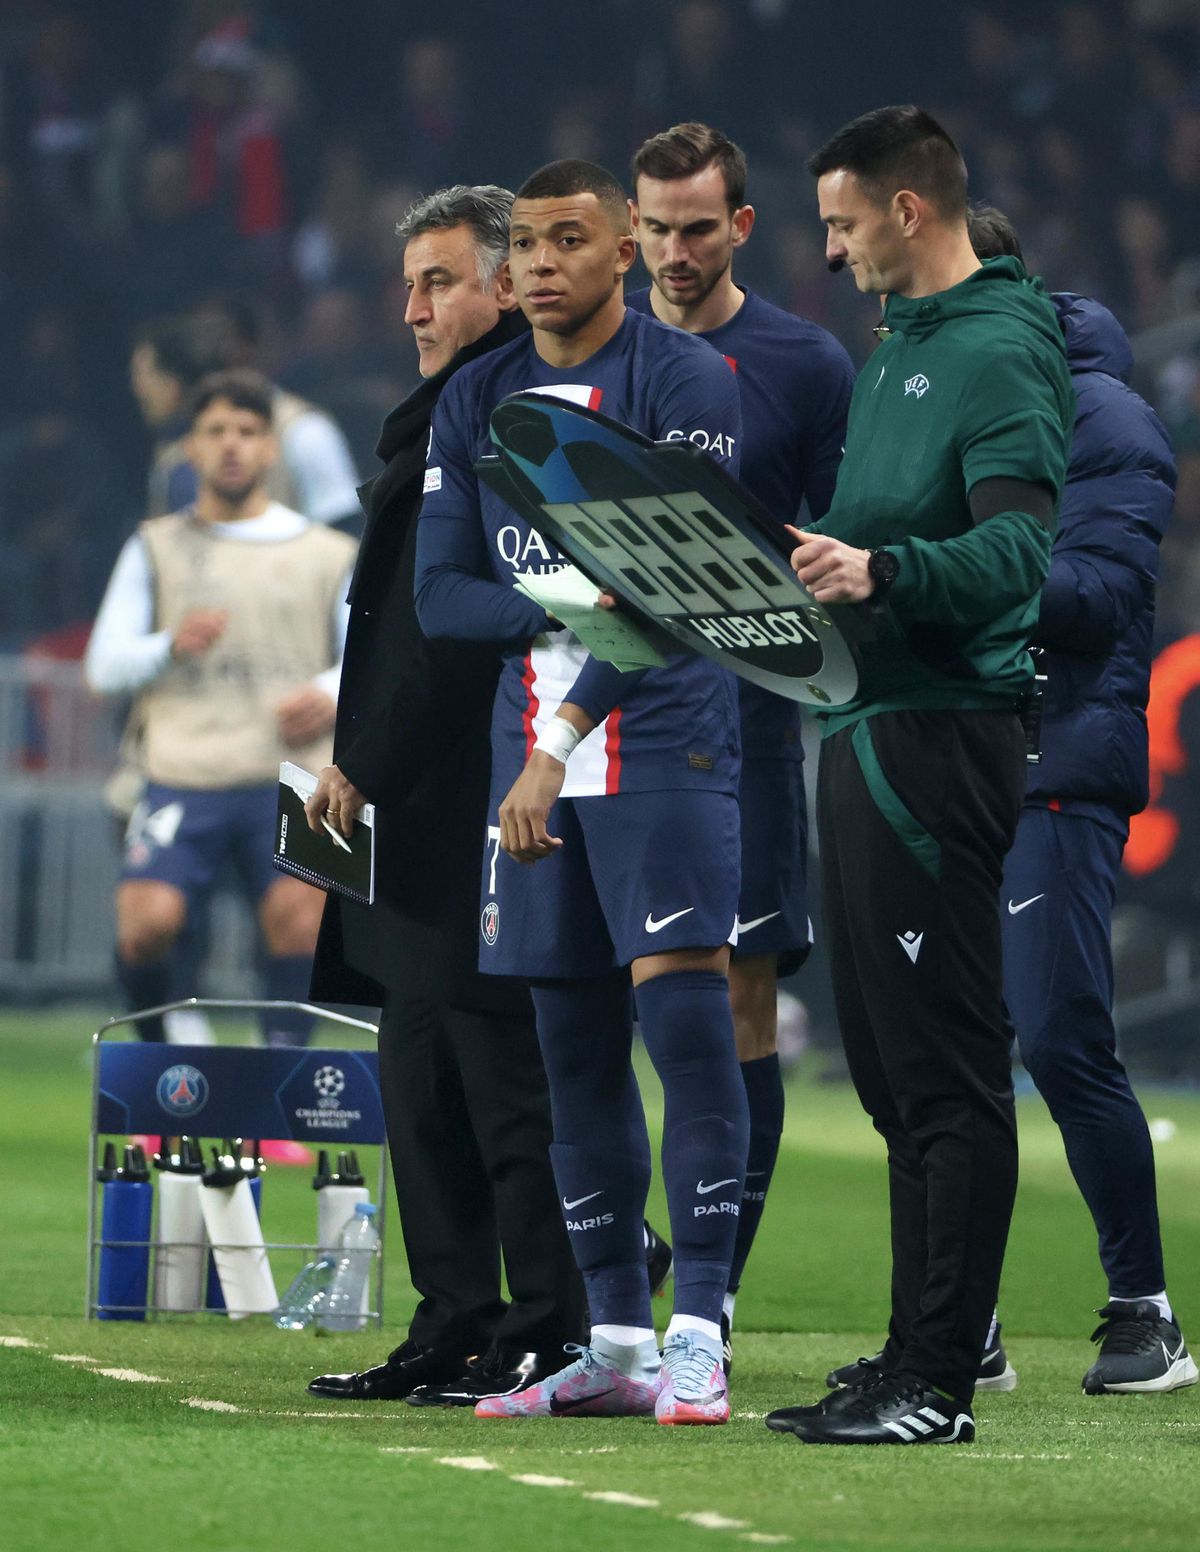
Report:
416,159,748,1425
629,122,855,1367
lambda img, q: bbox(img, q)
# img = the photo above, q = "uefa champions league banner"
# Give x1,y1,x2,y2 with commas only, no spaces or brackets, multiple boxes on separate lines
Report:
95,1044,386,1144
477,392,867,708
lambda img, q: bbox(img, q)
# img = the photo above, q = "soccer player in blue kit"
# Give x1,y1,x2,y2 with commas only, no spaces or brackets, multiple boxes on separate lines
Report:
415,160,749,1424
628,124,855,1359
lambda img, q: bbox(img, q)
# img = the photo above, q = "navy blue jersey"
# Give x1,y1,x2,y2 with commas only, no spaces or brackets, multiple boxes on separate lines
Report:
416,308,744,797
628,287,855,758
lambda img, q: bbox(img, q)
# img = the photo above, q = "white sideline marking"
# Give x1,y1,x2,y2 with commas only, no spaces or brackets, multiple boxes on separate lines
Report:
734,1410,764,1420
182,1397,243,1413
572,1446,620,1454
379,1446,430,1454
51,1354,98,1364
93,1367,164,1383
438,1456,498,1471
741,1537,791,1547
584,1492,659,1509
957,1452,1072,1462
680,1511,751,1531
511,1474,577,1488
0,1336,43,1348
264,1410,395,1420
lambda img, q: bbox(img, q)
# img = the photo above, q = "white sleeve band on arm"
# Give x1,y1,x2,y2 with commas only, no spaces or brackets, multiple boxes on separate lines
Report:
532,716,583,765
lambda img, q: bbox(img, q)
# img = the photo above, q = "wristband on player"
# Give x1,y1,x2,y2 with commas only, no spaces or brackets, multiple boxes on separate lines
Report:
532,716,583,765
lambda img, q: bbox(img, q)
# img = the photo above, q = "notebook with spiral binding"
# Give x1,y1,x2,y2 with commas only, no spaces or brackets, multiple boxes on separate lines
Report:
274,761,376,905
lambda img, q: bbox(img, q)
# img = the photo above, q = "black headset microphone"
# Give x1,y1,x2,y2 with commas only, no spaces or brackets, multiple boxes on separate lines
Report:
828,258,846,272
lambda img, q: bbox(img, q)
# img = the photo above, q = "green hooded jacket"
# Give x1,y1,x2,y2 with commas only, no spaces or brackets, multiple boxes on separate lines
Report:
811,256,1074,734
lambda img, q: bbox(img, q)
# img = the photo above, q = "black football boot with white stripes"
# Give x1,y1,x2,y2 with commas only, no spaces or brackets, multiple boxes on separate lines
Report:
767,1369,975,1446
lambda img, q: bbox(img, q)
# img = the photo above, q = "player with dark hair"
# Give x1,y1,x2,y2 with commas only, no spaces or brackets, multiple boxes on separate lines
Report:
86,369,356,1052
628,122,855,1367
764,107,1073,1445
416,158,749,1424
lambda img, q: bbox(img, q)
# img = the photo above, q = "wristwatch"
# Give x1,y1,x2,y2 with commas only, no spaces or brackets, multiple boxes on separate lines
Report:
867,548,900,596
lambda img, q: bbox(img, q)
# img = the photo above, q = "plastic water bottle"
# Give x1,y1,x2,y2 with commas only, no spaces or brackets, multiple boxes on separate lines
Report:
274,1256,337,1330
317,1203,379,1332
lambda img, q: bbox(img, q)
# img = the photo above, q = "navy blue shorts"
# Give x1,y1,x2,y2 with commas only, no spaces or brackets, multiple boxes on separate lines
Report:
121,781,281,902
734,758,811,975
479,789,741,979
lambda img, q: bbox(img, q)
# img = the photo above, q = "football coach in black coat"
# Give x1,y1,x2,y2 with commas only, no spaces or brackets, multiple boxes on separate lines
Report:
304,185,586,1406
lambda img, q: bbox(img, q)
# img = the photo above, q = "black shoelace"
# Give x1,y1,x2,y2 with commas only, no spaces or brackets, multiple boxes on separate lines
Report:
842,1368,930,1416
1090,1304,1164,1356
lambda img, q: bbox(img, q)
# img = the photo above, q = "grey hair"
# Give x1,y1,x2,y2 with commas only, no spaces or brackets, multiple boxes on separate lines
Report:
396,184,514,286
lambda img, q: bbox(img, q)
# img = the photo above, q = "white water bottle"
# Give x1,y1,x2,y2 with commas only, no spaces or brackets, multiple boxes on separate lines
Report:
317,1203,379,1332
153,1137,206,1312
199,1145,278,1319
314,1150,369,1253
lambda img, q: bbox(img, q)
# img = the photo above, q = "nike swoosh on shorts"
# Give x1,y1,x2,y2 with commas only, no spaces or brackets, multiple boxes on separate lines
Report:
645,907,695,933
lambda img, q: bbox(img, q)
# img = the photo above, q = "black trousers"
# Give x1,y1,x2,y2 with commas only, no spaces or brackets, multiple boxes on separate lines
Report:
378,992,586,1359
817,709,1025,1400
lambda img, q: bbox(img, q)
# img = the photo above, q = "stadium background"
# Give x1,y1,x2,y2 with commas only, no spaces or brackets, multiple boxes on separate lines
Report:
2,5,1198,1548
4,0,1200,1078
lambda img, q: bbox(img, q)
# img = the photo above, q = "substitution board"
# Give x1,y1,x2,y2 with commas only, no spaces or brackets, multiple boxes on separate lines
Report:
477,391,862,707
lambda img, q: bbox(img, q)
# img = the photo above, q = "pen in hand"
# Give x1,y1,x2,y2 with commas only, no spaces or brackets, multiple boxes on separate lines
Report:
321,814,352,853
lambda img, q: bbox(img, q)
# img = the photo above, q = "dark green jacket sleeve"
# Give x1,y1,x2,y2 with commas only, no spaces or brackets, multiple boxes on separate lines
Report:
886,345,1069,627
886,510,1051,627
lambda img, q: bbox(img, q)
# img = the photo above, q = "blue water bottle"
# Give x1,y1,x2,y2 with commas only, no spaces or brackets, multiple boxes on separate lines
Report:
97,1142,153,1320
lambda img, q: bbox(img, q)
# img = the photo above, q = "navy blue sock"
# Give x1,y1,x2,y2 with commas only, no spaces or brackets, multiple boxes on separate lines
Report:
728,1053,785,1292
634,970,749,1326
532,977,653,1328
115,952,167,1042
260,955,316,1047
168,905,209,1001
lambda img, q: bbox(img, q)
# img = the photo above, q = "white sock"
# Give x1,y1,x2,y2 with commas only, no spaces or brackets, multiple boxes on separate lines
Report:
722,1291,736,1329
1110,1290,1173,1322
590,1323,656,1350
985,1308,1000,1349
665,1314,722,1347
589,1326,660,1378
164,1008,215,1045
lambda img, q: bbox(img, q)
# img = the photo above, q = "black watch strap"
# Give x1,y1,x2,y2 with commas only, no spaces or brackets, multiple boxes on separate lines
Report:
868,548,900,595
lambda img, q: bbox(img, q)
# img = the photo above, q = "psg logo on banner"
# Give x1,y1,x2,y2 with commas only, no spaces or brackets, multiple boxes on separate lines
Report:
157,1063,209,1117
478,392,861,707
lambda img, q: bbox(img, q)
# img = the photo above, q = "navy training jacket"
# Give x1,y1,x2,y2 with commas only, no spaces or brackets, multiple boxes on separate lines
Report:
1024,293,1176,818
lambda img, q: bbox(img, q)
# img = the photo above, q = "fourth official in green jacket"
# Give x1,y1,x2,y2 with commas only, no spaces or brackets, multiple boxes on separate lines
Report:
765,106,1073,1448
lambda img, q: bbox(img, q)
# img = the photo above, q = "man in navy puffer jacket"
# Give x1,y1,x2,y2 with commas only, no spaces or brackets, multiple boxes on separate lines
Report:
971,208,1194,1397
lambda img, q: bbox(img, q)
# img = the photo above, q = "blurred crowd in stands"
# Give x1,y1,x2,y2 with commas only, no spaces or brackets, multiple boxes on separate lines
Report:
2,0,1200,651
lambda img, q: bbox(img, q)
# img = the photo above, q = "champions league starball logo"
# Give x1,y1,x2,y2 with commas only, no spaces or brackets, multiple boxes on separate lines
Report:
157,1064,209,1117
313,1065,346,1101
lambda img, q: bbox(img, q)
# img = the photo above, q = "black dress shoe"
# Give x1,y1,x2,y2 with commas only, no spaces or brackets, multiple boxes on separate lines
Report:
307,1338,466,1400
406,1346,558,1407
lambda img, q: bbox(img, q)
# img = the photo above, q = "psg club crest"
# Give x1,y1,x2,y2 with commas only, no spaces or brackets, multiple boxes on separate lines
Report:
481,901,500,946
157,1063,209,1117
477,392,861,707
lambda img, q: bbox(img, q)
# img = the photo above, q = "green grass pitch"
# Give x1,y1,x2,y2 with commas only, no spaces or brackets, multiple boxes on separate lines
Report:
2,1006,1197,1552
